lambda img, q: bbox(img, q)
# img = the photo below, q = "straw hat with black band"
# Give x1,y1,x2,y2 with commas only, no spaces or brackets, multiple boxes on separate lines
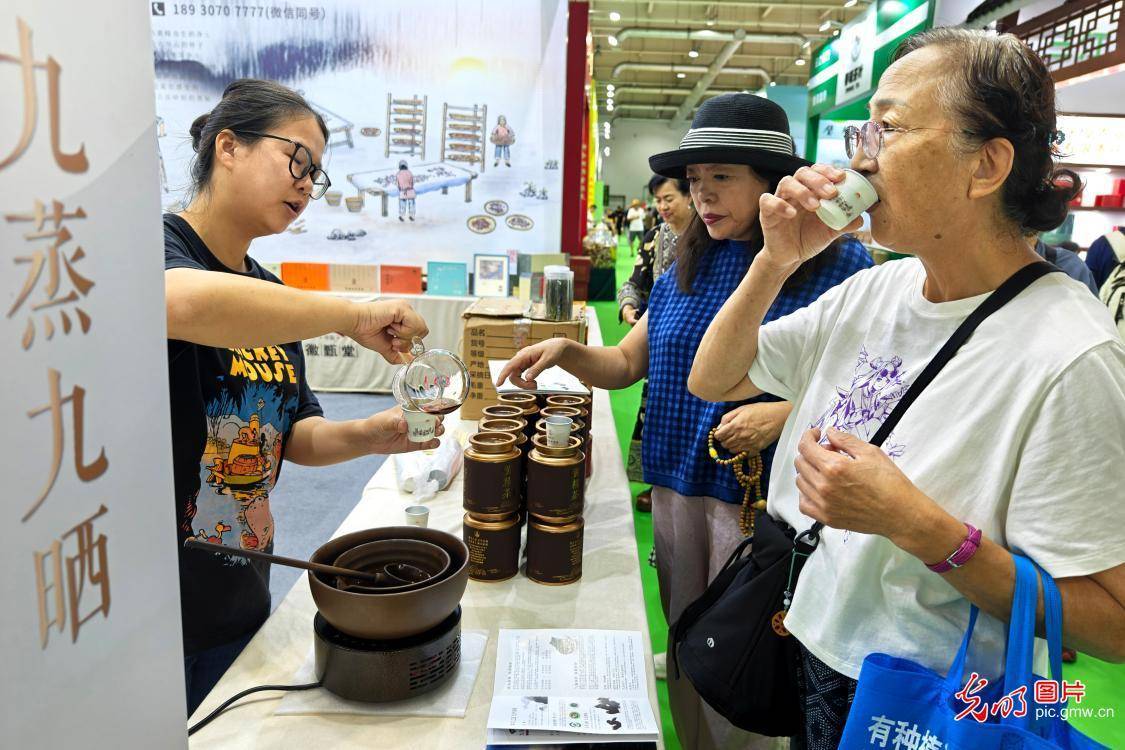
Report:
649,93,810,179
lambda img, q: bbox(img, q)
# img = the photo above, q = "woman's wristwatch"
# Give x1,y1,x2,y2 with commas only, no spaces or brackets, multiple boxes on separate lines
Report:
925,523,982,574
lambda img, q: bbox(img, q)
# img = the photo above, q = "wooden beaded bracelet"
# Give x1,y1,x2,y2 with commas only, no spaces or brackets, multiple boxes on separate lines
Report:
707,427,766,537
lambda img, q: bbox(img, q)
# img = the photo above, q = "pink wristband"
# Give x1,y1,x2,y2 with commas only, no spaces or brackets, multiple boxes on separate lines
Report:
925,523,982,574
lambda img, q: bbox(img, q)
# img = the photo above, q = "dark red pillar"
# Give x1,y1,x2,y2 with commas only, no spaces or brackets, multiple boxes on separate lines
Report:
560,1,589,255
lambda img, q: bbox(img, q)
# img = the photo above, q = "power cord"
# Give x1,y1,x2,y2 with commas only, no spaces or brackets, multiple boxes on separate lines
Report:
188,681,322,736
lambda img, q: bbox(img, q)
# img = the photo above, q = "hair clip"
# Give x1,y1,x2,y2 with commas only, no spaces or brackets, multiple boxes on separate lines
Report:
1050,130,1066,146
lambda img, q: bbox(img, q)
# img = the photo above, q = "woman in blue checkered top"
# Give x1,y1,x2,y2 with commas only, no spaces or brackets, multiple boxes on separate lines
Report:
496,94,871,750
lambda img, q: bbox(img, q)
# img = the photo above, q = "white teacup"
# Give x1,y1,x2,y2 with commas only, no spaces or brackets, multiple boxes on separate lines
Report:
544,415,574,448
817,169,878,231
403,408,438,443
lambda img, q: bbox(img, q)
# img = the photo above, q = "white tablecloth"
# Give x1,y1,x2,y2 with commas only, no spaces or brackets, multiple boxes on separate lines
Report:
304,292,476,392
189,314,664,749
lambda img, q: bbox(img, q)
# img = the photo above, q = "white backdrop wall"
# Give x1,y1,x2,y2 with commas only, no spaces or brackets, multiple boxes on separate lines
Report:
152,0,568,265
602,118,688,204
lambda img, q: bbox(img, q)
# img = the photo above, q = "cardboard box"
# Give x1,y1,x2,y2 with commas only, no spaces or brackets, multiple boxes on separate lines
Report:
380,265,424,294
281,262,330,290
329,263,380,293
460,297,587,419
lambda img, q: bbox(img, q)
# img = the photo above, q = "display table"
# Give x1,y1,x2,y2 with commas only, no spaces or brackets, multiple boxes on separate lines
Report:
188,314,664,749
304,292,476,392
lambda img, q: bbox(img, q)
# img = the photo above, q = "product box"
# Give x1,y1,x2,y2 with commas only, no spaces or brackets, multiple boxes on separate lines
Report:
460,297,587,419
329,263,380,293
281,262,330,290
380,264,424,294
516,252,568,303
569,255,592,283
1113,178,1125,197
260,261,282,279
427,261,469,296
1094,194,1125,208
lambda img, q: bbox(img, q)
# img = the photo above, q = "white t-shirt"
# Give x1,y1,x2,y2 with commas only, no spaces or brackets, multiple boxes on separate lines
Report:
749,257,1125,680
627,207,646,232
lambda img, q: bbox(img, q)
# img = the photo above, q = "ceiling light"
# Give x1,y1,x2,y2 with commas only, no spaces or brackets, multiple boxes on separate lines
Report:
769,81,776,87
795,58,806,66
688,48,700,58
604,146,611,156
802,39,811,49
819,20,833,31
608,35,619,46
706,19,716,27
676,72,686,79
609,11,621,21
844,0,857,7
606,83,615,92
833,28,841,36
606,102,615,111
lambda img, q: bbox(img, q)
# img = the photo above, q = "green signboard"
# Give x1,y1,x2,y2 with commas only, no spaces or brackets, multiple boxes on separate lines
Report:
807,0,934,119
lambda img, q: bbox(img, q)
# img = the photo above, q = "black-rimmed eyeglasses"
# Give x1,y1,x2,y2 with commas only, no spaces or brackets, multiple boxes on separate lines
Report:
234,130,331,199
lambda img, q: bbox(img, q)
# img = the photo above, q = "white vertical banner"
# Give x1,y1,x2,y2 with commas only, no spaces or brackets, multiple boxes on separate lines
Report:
835,6,878,106
0,2,187,748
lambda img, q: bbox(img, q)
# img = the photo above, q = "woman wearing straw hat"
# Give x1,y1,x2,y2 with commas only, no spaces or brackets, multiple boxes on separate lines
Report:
497,94,873,749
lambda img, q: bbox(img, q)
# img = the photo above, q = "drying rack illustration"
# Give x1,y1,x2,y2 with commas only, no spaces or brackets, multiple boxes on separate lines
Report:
386,93,428,159
440,103,488,172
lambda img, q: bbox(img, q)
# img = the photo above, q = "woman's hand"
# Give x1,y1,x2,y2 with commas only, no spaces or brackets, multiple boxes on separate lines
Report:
363,406,445,453
622,305,640,327
345,299,430,364
714,402,792,454
793,427,930,539
494,338,573,390
759,165,863,272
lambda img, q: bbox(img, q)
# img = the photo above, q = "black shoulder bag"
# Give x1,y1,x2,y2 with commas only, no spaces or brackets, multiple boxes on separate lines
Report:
668,262,1059,737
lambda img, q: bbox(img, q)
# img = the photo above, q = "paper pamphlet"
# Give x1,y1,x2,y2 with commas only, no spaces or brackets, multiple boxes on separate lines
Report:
486,629,659,743
488,361,592,396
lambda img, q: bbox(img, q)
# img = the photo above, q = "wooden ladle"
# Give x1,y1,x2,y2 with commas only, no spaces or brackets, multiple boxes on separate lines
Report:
183,537,388,584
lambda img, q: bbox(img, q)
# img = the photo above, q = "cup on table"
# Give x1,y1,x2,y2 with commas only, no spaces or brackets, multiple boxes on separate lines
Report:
816,169,878,231
544,415,574,448
403,407,438,443
405,505,430,527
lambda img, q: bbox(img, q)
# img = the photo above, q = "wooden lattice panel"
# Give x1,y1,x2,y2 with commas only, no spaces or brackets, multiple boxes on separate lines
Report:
1013,0,1125,82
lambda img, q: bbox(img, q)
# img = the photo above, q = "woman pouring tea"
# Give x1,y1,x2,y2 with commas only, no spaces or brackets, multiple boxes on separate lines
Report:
165,79,441,715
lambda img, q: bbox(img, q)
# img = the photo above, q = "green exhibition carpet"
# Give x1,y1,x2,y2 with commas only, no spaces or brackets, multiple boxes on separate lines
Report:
590,238,1123,749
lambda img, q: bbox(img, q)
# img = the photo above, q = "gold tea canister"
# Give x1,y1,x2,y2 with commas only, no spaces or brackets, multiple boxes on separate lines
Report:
526,434,585,520
463,432,522,517
481,417,531,517
526,514,584,585
464,512,521,582
547,394,592,425
481,404,525,423
498,392,540,440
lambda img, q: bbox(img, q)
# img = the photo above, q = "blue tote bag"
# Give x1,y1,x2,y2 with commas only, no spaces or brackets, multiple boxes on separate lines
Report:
839,555,1106,749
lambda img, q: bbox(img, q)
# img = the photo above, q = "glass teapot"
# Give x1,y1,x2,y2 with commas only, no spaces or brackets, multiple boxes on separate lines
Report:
391,337,471,415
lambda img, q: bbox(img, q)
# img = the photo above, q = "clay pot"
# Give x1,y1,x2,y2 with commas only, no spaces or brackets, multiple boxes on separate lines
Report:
332,539,450,594
309,526,469,641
